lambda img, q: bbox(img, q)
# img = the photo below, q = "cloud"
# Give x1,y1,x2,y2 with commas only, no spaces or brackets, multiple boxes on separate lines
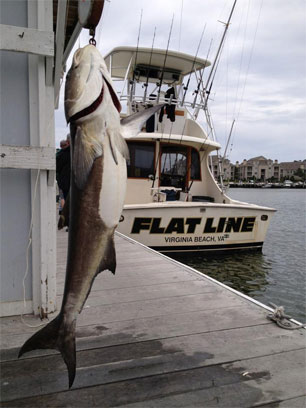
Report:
56,0,306,163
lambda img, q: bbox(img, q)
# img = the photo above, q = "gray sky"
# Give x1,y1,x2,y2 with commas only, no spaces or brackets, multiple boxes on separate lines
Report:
55,0,306,163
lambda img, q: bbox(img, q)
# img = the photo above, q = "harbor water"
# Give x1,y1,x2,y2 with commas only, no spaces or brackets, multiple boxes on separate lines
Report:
170,188,306,323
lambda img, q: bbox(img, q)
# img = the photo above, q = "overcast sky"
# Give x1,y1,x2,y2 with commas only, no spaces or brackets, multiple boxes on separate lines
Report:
55,0,306,163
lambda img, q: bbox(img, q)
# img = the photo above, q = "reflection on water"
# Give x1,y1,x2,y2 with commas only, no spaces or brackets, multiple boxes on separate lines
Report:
169,189,306,323
170,251,272,297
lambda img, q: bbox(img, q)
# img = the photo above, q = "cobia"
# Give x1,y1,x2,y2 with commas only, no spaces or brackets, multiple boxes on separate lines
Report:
19,44,163,388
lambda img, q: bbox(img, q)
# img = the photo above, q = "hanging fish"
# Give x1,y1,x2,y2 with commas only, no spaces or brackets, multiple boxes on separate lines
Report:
19,44,163,388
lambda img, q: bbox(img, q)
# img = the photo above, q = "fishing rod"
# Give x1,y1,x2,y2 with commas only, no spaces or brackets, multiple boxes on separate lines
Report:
212,119,235,192
223,119,235,162
202,38,226,111
157,14,174,104
143,26,156,103
130,9,143,102
192,38,213,110
180,24,206,107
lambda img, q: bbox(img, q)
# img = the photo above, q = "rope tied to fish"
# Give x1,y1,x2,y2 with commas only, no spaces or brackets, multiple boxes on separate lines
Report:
267,303,306,330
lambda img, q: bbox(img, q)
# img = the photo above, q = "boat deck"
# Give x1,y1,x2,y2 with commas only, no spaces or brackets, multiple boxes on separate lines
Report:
1,230,305,407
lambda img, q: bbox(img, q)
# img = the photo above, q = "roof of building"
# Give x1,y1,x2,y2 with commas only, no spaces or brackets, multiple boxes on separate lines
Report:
279,161,304,170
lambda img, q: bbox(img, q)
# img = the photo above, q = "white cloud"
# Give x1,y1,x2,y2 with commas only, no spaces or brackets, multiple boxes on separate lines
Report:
56,0,306,163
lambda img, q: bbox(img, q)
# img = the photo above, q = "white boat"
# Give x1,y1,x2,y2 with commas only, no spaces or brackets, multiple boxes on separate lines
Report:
104,46,276,253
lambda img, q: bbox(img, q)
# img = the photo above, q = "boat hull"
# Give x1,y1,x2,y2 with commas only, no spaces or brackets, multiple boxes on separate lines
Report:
117,202,275,253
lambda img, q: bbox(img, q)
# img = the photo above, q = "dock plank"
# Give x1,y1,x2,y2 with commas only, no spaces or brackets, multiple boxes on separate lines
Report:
0,231,305,407
0,304,269,351
2,349,305,406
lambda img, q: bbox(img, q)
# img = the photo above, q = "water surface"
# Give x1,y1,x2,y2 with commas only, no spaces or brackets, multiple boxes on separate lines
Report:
170,188,306,322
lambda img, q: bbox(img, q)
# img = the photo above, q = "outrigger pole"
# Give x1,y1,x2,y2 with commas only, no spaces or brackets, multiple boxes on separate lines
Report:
194,0,238,119
157,14,174,103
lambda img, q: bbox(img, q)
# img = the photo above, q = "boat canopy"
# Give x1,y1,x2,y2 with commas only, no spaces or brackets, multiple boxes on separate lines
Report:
104,46,211,85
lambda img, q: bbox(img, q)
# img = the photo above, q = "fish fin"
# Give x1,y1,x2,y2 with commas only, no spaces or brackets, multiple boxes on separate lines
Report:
58,192,70,230
73,126,103,189
97,233,116,275
120,104,164,139
108,131,129,163
18,315,77,388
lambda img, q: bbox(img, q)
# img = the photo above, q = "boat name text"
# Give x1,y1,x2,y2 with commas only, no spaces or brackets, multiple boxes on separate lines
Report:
131,216,256,235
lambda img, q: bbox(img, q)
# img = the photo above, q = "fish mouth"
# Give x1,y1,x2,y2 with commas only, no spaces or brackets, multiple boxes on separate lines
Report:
67,76,121,124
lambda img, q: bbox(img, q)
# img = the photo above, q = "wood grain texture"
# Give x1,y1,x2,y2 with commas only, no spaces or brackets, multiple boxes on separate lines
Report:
1,231,305,406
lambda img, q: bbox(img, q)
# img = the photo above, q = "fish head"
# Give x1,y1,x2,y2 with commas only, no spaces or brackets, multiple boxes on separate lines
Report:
64,45,121,124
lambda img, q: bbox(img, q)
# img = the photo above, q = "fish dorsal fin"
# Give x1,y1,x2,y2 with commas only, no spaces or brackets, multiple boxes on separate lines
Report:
108,131,129,164
73,126,103,189
120,104,164,139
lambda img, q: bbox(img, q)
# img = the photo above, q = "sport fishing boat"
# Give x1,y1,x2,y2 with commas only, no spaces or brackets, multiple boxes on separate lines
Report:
104,45,276,253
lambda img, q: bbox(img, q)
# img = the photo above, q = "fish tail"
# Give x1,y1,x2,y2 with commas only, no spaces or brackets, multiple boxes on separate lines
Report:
18,315,77,388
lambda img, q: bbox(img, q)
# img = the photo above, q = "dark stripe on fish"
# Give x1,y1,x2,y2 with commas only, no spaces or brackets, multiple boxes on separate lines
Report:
68,85,104,123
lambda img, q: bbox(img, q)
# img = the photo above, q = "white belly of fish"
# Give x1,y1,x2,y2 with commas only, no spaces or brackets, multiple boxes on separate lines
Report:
99,134,127,228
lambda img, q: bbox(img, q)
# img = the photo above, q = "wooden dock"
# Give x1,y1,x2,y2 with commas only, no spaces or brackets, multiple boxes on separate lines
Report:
1,230,305,407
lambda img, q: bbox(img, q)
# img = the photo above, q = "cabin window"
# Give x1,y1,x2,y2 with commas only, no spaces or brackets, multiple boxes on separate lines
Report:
160,145,201,189
127,142,155,178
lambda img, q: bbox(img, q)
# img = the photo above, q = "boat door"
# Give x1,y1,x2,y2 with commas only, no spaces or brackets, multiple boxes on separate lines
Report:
159,144,201,191
159,145,188,190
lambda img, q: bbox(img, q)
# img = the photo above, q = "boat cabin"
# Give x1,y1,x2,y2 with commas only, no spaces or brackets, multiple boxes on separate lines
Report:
104,46,231,206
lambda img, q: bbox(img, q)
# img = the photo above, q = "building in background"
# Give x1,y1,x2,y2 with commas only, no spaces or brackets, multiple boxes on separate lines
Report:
209,155,306,182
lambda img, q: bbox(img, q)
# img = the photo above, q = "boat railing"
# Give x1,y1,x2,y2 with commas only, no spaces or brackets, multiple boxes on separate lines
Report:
117,92,206,117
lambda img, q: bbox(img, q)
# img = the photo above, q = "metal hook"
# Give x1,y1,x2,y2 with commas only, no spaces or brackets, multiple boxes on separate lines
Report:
89,28,96,46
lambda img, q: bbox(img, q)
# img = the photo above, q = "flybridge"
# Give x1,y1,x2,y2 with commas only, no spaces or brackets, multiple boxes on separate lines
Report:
104,46,210,85
131,216,257,235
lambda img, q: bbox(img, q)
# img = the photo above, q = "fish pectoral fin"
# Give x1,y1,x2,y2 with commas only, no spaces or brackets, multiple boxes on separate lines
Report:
108,131,129,163
120,104,165,139
73,126,103,189
97,234,116,275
